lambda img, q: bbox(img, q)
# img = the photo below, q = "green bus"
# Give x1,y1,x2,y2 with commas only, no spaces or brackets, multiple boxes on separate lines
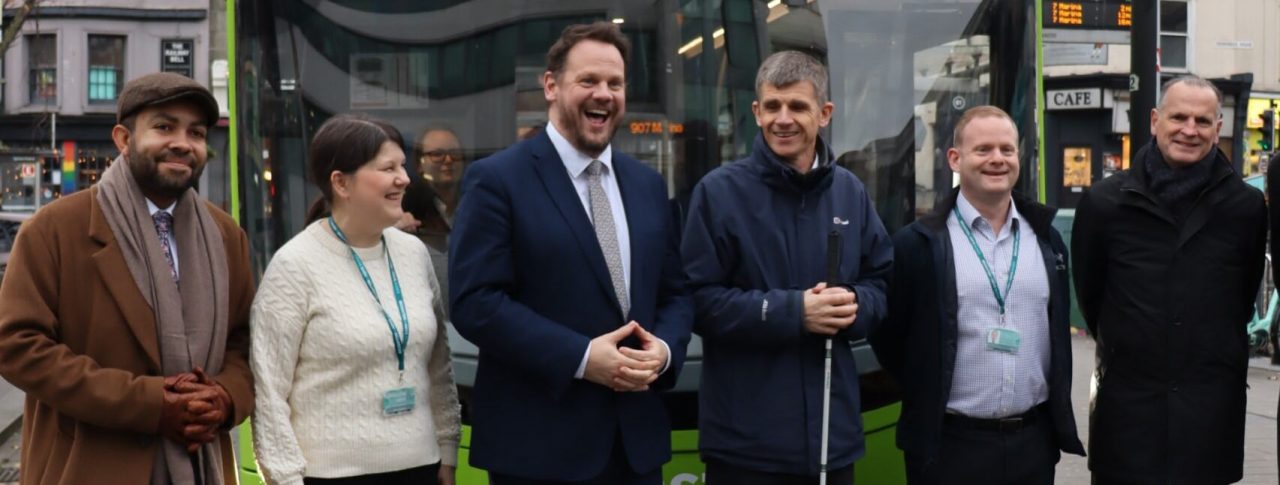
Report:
225,1,1043,483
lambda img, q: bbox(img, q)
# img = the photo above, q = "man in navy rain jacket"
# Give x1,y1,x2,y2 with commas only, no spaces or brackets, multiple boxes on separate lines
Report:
681,50,893,484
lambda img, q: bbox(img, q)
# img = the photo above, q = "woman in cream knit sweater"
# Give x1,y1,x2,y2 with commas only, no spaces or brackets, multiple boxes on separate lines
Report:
250,114,461,485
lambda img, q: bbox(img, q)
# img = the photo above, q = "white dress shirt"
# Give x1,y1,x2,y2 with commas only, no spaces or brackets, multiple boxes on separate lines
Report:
544,123,670,380
146,198,179,278
547,123,632,297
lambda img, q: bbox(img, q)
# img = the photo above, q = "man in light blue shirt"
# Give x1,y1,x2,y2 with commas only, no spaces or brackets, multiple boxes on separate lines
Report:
872,105,1084,485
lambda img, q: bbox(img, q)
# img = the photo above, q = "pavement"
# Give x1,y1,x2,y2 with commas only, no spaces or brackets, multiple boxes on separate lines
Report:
1056,334,1280,484
0,379,21,485
0,335,1275,484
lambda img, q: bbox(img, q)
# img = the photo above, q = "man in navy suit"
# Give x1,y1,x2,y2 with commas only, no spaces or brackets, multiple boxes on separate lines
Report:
449,21,693,485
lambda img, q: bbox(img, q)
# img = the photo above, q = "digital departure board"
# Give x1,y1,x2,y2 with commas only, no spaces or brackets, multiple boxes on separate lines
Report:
1044,0,1132,31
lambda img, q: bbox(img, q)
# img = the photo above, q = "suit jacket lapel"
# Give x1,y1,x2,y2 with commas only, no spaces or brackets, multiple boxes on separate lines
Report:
528,133,625,316
88,189,162,370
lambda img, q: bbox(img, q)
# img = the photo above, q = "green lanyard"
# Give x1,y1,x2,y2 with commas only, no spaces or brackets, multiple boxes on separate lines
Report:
328,217,410,377
953,206,1020,320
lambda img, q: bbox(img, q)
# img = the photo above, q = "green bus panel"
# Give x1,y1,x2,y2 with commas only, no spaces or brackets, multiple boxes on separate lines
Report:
238,403,906,485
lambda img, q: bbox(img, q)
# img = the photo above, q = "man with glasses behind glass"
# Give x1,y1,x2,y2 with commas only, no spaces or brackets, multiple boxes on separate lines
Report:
414,127,467,226
401,127,467,275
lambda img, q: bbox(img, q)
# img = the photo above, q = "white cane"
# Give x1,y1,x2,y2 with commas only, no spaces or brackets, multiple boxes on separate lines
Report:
820,230,842,485
820,336,833,485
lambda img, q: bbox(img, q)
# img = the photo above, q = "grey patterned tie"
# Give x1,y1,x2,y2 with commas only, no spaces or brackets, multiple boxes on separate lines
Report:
152,211,178,281
587,160,629,318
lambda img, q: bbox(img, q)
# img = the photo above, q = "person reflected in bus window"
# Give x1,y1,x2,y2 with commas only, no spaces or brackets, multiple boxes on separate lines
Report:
399,175,451,305
680,50,891,485
0,72,255,485
518,121,545,141
414,127,466,225
870,106,1085,485
398,173,451,250
1073,75,1266,485
250,113,461,485
449,21,693,485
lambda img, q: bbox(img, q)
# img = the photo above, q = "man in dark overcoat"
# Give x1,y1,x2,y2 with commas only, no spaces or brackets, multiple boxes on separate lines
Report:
1073,75,1267,485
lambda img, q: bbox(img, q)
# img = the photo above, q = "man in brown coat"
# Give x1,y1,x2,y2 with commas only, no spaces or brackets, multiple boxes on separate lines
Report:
0,72,254,485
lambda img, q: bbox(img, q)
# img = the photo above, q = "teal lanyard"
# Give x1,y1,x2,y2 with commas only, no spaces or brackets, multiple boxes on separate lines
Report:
953,206,1020,319
328,217,410,376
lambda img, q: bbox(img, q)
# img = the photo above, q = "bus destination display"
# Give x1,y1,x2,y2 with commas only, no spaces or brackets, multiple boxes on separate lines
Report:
1044,0,1132,31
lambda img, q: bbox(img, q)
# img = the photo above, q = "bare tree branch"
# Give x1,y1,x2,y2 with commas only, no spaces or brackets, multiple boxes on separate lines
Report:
0,0,40,58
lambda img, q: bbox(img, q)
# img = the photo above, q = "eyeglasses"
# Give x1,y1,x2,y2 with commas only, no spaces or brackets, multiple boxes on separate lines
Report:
422,149,464,164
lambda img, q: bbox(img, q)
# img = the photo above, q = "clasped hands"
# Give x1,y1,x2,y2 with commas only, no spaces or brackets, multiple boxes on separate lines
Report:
583,321,668,393
803,282,858,336
159,366,232,453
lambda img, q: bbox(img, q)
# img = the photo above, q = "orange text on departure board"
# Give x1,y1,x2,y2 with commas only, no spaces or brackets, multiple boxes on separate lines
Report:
629,121,685,135
1050,2,1085,26
1117,4,1132,27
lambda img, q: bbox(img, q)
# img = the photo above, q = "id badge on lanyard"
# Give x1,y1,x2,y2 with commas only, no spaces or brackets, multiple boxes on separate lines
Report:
986,326,1021,354
954,207,1022,355
329,217,416,417
383,387,416,416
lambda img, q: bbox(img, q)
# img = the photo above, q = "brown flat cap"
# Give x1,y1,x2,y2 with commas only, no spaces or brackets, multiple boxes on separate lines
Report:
116,72,219,125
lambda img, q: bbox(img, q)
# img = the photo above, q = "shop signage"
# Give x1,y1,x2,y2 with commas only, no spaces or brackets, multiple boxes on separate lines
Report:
1047,88,1103,110
1215,40,1255,50
161,39,194,78
1045,43,1108,66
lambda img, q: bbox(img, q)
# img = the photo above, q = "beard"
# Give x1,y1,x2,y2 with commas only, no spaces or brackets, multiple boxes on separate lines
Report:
555,99,621,157
127,143,203,200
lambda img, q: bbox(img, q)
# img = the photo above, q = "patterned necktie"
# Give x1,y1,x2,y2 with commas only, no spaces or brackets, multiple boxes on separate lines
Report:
586,160,629,318
152,211,178,281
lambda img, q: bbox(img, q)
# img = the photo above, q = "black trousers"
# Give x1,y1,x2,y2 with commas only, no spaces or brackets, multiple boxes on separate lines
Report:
905,408,1059,485
1090,475,1230,485
488,430,660,485
704,459,854,485
303,463,440,485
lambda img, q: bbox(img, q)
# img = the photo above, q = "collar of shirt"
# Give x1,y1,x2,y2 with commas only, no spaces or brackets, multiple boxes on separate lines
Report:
547,121,614,178
954,191,1021,240
145,198,177,218
810,153,820,171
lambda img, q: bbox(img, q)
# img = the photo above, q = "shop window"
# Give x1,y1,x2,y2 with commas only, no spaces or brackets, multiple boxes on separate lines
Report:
88,35,126,103
1160,0,1189,70
1063,146,1092,193
27,34,56,105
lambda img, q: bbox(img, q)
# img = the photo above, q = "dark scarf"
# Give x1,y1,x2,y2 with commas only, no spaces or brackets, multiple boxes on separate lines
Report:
1143,139,1216,220
95,156,229,485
